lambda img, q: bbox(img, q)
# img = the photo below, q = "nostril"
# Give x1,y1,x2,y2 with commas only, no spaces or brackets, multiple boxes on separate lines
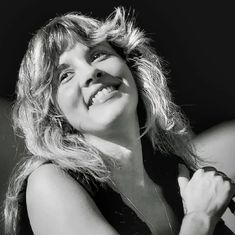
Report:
96,71,103,78
85,71,104,86
85,78,93,87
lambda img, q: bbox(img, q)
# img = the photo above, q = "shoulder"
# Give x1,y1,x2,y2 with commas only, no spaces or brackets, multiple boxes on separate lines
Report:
193,121,235,179
26,164,91,229
27,164,84,197
193,121,235,233
26,164,117,235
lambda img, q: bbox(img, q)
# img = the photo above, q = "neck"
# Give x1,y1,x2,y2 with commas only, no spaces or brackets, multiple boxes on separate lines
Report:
84,115,148,188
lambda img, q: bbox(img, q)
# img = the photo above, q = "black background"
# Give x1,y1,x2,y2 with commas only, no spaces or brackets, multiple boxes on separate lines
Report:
1,0,235,133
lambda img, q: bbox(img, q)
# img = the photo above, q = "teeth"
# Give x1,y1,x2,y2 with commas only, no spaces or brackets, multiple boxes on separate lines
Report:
90,86,115,106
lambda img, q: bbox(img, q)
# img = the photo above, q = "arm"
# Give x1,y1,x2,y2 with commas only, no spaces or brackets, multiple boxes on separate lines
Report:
26,164,118,235
180,212,216,235
178,165,235,235
193,120,235,180
193,121,235,232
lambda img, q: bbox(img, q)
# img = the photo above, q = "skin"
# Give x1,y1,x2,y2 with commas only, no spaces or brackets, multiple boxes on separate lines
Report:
26,41,235,235
193,122,235,232
56,41,138,139
178,165,235,235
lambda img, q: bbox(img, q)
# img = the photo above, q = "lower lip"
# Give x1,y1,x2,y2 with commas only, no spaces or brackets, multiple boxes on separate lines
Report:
89,90,119,109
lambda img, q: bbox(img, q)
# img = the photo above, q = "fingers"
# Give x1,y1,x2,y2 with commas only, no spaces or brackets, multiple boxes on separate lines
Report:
213,172,235,214
215,171,235,185
178,164,190,196
196,166,235,215
201,166,235,194
202,166,235,189
202,166,217,172
178,165,235,219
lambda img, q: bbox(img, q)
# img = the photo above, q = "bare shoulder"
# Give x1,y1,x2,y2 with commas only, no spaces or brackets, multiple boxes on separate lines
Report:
27,164,86,202
193,120,235,179
26,164,117,235
27,164,88,206
193,121,235,233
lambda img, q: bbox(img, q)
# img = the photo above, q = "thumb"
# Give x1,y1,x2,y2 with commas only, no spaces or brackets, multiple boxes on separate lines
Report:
178,164,190,196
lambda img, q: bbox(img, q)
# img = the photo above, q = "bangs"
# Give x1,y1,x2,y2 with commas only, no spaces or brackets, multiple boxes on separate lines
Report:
41,18,94,67
33,14,102,104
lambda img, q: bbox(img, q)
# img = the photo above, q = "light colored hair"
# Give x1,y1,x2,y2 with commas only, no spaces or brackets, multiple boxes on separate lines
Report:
4,7,200,234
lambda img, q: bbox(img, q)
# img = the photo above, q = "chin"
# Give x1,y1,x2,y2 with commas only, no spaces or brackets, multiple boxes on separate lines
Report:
93,106,126,127
88,103,136,135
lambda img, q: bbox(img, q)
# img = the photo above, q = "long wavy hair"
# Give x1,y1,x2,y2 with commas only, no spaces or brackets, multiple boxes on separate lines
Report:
4,7,200,234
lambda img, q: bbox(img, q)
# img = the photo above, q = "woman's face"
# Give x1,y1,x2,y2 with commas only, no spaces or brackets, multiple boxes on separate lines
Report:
56,41,138,137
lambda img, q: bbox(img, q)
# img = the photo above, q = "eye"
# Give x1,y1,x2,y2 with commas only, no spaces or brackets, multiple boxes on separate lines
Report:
90,50,110,62
59,71,74,84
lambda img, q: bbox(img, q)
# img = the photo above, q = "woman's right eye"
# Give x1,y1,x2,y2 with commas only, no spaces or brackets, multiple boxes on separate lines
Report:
59,71,74,83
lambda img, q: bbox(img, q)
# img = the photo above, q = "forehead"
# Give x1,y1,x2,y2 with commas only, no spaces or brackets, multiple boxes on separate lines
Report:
58,41,118,66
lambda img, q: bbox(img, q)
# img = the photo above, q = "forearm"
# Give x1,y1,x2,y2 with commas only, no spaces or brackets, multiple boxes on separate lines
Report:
179,212,217,235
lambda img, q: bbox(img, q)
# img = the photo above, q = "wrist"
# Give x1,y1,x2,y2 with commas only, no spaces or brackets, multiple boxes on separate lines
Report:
180,212,217,235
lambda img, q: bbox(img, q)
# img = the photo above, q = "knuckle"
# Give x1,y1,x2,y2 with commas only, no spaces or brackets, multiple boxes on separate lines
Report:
223,181,232,191
195,168,204,176
215,175,223,183
208,171,216,177
203,171,215,181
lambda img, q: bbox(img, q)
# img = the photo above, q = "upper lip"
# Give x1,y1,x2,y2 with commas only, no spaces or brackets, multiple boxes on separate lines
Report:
87,79,122,108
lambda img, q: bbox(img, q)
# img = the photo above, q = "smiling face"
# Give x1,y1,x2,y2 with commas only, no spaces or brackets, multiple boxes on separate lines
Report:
55,41,138,138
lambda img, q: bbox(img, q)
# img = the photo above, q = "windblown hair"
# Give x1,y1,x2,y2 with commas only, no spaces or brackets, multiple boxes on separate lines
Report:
4,7,200,234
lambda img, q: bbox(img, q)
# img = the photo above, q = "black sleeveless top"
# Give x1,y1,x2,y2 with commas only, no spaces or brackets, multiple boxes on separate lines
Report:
18,150,234,235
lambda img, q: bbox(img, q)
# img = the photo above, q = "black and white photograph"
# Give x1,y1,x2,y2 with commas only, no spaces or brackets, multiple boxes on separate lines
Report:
0,1,234,234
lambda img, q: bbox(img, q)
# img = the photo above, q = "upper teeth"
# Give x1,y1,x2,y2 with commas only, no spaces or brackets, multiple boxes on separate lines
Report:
90,86,115,106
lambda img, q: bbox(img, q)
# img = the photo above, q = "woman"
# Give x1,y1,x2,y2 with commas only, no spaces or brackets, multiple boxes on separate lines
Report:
4,7,235,235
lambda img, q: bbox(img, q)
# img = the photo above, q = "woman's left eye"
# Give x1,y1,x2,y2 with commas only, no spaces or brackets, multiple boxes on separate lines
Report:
91,51,110,62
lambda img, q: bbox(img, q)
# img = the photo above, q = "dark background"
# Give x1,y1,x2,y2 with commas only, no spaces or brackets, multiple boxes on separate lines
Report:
0,0,234,233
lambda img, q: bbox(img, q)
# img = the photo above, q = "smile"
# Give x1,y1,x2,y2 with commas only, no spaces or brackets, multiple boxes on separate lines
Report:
88,85,120,108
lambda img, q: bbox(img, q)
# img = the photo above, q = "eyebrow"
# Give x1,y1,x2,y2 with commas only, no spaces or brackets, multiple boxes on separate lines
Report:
90,42,111,51
55,43,112,73
56,63,71,74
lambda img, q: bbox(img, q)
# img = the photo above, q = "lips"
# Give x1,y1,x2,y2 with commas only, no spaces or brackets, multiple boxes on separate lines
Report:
87,80,122,108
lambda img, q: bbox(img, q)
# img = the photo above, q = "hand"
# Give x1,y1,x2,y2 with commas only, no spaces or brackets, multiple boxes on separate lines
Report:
178,164,235,224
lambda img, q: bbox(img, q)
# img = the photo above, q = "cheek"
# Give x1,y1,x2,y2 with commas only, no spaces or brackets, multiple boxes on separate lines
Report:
105,59,137,91
56,88,87,131
121,65,138,95
56,85,82,118
102,58,128,77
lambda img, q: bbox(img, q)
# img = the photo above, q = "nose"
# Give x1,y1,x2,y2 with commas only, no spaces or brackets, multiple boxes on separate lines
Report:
81,68,104,87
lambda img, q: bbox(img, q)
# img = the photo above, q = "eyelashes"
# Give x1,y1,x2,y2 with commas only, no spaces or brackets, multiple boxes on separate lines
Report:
59,70,74,83
58,48,113,84
90,50,111,62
